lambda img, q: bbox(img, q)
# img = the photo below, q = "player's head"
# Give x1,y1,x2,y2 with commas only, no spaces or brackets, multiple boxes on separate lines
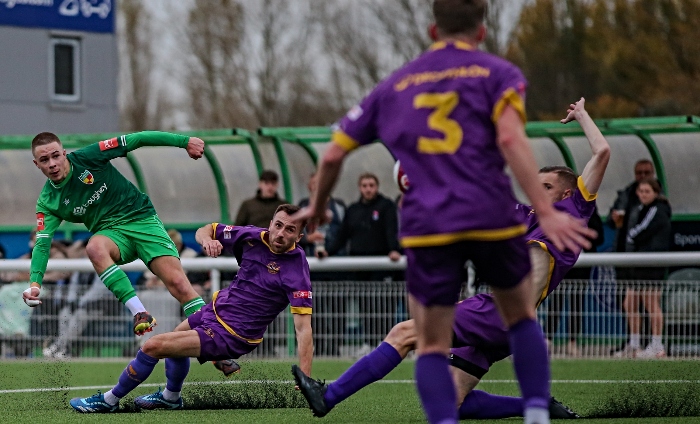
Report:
636,177,661,206
258,170,280,199
358,172,379,202
634,159,655,183
538,166,577,204
430,0,487,43
32,132,70,183
268,204,307,253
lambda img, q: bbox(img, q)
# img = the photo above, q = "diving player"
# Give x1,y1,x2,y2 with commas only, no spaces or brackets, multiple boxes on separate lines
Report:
69,205,314,412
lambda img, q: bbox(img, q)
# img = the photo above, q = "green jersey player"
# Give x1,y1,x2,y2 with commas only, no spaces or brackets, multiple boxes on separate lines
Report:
24,131,239,374
23,131,207,333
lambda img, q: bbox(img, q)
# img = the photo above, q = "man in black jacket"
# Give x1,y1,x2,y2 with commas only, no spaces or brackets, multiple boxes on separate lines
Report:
326,173,401,262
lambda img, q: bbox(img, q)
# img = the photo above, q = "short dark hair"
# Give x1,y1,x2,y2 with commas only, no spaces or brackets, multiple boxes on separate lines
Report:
274,204,308,230
539,165,577,190
259,170,279,182
31,132,62,154
433,0,486,36
358,172,379,186
637,177,662,194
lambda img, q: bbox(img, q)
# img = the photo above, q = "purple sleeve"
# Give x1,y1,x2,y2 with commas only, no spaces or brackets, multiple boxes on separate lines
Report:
213,224,255,255
572,189,597,221
490,63,528,123
333,87,383,151
287,261,313,314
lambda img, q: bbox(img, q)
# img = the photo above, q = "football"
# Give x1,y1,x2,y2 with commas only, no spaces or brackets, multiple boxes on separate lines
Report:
392,160,410,193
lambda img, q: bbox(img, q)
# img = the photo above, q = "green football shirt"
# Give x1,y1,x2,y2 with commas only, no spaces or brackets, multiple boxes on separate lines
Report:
30,131,189,284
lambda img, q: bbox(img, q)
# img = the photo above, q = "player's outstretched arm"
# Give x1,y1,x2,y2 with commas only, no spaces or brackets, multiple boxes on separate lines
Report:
195,224,223,258
293,313,313,376
561,98,610,194
122,132,204,159
496,105,595,251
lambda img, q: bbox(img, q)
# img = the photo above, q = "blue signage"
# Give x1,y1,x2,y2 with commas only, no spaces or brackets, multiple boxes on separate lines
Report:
0,0,114,33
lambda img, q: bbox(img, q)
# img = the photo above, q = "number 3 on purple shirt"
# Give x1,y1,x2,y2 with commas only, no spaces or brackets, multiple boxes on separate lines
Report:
413,91,463,154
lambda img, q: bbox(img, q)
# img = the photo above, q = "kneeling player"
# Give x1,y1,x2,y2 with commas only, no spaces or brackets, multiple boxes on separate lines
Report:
293,98,609,420
70,205,313,412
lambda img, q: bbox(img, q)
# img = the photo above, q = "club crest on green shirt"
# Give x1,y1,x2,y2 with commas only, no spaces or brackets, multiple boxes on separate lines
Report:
79,170,94,185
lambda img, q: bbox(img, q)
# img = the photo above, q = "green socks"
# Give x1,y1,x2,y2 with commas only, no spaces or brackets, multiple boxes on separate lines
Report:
182,297,206,317
100,265,137,304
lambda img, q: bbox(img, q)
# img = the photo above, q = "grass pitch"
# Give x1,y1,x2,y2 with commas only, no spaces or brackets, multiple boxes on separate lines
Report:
1,357,699,423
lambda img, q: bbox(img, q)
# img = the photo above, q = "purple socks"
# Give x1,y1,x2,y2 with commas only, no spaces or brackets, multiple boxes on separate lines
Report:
415,352,458,424
324,342,403,409
508,318,550,411
458,390,523,419
165,357,191,393
111,349,159,398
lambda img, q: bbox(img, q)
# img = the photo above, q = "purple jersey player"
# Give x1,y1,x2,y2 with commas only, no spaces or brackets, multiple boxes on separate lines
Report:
70,204,314,413
294,98,609,421
294,2,594,423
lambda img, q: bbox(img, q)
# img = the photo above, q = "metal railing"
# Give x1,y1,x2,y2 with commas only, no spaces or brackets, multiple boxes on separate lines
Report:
1,254,699,360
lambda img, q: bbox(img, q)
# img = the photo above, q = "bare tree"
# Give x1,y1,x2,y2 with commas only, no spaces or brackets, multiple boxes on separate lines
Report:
118,0,171,130
184,0,255,128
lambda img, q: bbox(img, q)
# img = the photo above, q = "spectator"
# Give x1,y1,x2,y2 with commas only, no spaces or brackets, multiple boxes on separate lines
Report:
298,172,346,259
326,173,401,265
234,170,286,228
609,159,658,245
614,178,671,358
547,208,604,357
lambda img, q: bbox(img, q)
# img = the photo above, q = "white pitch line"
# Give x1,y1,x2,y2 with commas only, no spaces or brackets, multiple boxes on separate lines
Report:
1,379,698,395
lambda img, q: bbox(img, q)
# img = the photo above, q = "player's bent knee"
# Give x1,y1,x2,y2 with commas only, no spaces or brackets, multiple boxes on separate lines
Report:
385,320,417,350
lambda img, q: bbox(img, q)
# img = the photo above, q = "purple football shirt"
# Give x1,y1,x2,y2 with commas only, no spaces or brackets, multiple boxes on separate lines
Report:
516,177,597,298
210,224,312,342
334,41,529,247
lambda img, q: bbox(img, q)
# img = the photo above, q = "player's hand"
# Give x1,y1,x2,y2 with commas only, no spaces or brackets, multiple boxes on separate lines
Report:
202,240,223,258
187,137,205,160
560,97,586,124
388,251,401,262
22,285,42,307
291,206,331,234
538,209,596,252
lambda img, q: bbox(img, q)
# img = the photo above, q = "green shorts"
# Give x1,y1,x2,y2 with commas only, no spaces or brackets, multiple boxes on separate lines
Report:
94,215,179,266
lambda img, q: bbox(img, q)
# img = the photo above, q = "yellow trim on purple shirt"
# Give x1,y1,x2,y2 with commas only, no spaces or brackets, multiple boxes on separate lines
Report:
528,241,555,307
211,291,263,345
400,224,527,248
211,222,218,234
291,306,312,315
332,130,361,152
429,40,475,51
577,176,597,201
491,88,527,124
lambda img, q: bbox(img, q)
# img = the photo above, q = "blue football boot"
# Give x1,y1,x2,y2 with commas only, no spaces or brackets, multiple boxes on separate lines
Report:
134,388,183,410
70,391,118,413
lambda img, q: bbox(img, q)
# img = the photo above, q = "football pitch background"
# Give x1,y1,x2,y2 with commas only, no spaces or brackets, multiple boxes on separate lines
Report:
1,358,699,423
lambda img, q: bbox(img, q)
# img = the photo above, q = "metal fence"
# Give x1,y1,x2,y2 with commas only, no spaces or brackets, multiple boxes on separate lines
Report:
1,256,700,360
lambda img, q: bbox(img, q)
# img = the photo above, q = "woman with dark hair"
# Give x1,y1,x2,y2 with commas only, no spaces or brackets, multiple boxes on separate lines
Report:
615,178,671,359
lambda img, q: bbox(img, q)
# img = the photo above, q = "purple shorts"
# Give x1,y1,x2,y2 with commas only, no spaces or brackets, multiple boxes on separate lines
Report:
187,302,258,364
449,294,511,377
405,236,531,306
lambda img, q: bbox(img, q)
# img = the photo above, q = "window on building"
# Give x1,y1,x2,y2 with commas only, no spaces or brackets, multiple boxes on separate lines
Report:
50,38,81,102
